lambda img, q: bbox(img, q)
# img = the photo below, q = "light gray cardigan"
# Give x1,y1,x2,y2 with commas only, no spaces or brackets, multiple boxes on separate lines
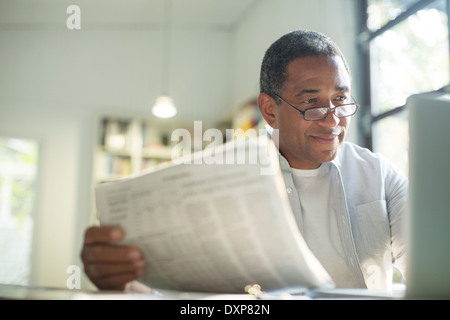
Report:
279,141,408,290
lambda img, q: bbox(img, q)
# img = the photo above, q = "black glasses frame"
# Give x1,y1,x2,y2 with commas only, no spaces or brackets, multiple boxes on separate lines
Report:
274,94,360,121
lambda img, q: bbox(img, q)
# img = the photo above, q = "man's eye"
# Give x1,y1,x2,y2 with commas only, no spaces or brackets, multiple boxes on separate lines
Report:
303,98,317,104
334,96,349,105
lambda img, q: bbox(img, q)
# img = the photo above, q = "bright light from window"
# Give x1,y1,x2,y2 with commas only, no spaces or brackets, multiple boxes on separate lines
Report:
0,137,39,285
369,1,449,177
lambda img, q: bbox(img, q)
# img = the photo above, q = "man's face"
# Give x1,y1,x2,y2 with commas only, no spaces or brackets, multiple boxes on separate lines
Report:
266,55,352,169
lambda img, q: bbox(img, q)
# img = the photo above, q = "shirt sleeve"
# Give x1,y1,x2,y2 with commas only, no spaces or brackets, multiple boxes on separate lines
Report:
384,160,409,281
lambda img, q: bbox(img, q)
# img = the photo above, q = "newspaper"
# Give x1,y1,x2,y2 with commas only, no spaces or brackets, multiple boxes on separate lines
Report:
95,135,334,294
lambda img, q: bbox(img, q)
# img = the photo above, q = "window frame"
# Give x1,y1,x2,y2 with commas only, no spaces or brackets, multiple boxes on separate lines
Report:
357,0,450,151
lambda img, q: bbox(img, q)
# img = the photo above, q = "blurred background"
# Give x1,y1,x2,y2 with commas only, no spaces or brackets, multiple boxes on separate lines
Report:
0,0,448,289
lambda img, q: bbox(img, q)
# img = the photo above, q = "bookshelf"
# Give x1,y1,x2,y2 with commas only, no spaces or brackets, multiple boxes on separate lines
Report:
93,102,265,183
94,116,176,183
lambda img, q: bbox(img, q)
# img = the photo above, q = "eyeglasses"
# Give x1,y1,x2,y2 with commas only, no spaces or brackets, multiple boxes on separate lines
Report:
274,94,360,121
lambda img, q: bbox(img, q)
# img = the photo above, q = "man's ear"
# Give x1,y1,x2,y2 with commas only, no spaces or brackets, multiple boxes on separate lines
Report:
257,93,278,128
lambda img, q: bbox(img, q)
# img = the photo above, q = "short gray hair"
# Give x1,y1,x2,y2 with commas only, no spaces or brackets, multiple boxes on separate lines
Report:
260,30,351,102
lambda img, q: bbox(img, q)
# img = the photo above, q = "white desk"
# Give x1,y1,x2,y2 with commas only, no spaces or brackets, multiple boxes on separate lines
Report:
0,283,405,300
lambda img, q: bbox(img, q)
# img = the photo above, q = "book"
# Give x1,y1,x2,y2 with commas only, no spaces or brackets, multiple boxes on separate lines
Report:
95,134,334,294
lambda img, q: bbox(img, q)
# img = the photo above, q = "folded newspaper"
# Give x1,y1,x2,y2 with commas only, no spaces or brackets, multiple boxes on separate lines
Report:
95,134,335,294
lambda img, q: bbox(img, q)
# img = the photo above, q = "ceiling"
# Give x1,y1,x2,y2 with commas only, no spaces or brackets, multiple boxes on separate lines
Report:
0,0,257,29
0,0,259,126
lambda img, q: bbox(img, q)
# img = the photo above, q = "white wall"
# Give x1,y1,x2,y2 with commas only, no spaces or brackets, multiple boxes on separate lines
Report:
0,0,359,289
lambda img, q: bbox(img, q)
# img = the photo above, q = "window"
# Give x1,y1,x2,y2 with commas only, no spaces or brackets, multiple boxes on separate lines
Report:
358,0,449,176
0,137,39,285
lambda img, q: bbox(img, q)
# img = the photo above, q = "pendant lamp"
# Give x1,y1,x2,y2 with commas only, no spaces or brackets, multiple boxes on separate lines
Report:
152,0,177,118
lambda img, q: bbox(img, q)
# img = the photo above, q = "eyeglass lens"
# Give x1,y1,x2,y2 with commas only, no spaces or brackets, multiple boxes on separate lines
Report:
305,104,357,120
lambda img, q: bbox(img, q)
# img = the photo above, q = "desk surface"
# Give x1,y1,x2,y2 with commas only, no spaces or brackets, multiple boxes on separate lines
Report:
0,284,405,300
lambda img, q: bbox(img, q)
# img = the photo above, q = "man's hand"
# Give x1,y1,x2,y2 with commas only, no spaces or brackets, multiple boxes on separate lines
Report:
80,225,145,290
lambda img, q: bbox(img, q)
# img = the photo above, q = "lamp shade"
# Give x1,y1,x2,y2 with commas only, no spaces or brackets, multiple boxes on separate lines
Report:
152,95,177,118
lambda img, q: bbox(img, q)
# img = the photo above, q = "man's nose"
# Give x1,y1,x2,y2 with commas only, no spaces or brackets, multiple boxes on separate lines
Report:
321,103,340,127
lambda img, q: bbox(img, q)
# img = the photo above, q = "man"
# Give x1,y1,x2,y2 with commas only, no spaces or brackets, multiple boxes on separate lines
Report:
81,30,408,291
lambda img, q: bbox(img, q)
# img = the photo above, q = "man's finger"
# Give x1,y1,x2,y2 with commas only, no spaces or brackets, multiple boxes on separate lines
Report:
81,244,142,263
89,271,144,291
84,225,124,244
85,260,145,279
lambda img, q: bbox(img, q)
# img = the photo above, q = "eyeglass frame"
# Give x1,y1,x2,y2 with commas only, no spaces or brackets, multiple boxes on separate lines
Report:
274,94,360,121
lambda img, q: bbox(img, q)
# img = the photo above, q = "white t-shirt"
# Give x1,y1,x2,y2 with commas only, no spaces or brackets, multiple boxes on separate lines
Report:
291,163,357,288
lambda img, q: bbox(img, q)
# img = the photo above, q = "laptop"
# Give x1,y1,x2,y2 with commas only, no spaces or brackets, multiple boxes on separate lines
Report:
405,87,450,299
